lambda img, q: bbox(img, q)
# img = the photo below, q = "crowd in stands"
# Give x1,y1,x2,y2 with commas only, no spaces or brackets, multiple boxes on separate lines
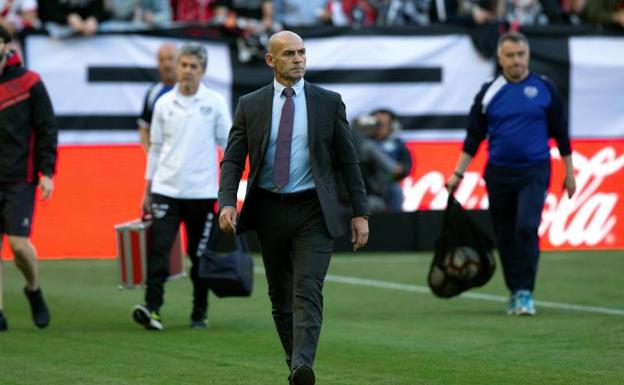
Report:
1,1,623,39
0,1,620,62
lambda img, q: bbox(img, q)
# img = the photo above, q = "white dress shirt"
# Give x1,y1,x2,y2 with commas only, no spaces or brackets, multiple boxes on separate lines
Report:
258,78,315,193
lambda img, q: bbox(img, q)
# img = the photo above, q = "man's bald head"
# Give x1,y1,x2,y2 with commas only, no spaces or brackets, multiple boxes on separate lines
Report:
267,31,304,55
265,31,306,87
158,42,177,57
157,42,177,86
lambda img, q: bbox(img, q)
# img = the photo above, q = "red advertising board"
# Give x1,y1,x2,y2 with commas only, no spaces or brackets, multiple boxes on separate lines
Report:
1,139,621,259
402,139,624,250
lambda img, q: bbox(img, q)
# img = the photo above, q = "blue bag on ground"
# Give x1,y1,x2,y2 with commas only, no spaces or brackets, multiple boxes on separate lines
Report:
198,214,253,297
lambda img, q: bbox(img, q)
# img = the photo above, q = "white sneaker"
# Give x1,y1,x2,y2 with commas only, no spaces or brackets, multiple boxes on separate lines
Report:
132,304,163,330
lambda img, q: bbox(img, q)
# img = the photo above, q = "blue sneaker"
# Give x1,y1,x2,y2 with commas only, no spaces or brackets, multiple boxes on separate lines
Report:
515,290,536,316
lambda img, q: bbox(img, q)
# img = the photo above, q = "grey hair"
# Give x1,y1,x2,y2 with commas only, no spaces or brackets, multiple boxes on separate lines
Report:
497,31,530,53
178,42,208,70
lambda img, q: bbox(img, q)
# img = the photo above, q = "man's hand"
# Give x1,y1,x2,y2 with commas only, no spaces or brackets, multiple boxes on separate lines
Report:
351,216,369,251
614,10,624,27
38,175,54,200
561,154,576,199
564,173,576,198
141,190,152,217
219,206,238,235
141,181,152,217
67,13,83,31
445,173,461,194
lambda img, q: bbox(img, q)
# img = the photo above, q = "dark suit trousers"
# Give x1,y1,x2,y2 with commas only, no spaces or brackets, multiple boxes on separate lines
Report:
253,189,334,370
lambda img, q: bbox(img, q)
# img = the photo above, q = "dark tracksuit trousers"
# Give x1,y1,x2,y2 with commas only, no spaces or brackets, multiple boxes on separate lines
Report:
484,160,551,293
145,193,216,313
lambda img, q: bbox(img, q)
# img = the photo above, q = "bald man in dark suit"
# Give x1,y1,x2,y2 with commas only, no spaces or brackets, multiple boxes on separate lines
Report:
219,31,370,385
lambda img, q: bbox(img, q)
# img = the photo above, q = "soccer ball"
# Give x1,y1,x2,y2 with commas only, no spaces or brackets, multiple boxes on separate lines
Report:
429,265,446,287
444,246,481,280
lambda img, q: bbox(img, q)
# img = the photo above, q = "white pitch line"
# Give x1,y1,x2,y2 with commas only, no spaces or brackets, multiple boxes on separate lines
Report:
253,268,624,316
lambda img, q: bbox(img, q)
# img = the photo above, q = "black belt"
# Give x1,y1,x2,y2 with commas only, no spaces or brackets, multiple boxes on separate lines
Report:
257,188,317,203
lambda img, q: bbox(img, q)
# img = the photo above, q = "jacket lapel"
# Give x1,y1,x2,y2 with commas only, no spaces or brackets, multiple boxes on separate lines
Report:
257,84,274,162
304,82,317,154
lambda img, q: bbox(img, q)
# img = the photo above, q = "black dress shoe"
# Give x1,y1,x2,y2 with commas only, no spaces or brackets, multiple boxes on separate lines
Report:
290,366,315,385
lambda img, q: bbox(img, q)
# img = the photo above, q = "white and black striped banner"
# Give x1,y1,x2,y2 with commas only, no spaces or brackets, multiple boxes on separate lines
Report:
23,29,624,143
569,37,624,138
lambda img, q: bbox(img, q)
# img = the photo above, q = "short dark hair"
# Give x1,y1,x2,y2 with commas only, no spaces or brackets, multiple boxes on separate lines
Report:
371,108,402,132
178,42,208,70
371,108,396,120
497,31,529,52
0,24,12,44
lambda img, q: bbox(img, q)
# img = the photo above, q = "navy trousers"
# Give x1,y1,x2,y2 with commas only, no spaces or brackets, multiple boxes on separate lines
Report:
484,160,551,293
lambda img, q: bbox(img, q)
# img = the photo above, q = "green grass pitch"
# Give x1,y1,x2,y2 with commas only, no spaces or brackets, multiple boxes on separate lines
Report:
1,251,622,385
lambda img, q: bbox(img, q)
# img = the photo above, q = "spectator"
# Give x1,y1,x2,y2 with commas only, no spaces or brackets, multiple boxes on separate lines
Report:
0,0,39,65
137,42,177,152
0,0,39,34
214,0,274,29
103,0,172,30
214,0,277,62
355,111,412,212
539,0,564,22
171,0,215,24
350,116,393,212
326,0,377,26
375,0,430,26
273,0,330,27
587,0,624,28
560,0,586,24
501,0,563,26
370,109,412,211
0,25,57,333
38,0,108,38
133,42,232,331
502,0,545,25
430,0,500,25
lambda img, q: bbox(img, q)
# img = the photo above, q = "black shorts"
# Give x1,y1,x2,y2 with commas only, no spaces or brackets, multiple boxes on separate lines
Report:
0,182,36,237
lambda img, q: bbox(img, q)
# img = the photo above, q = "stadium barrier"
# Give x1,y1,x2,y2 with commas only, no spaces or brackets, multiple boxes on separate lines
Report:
1,139,621,259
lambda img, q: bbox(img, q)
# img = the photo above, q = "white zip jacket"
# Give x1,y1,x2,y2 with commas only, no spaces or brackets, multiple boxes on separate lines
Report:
146,83,231,199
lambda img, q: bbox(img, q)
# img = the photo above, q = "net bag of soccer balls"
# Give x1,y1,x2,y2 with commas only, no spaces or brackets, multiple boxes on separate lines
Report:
428,195,496,298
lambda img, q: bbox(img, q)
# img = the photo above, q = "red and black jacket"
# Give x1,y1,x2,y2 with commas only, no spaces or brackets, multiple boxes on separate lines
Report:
0,55,57,185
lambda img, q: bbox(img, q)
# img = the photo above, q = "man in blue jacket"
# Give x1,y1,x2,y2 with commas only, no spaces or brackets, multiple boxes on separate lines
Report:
446,31,576,316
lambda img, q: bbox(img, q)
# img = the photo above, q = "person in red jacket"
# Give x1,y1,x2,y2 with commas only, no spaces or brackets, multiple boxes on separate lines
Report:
0,25,57,332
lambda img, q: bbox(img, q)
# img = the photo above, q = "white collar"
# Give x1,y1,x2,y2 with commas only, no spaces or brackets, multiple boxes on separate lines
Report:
174,82,206,102
273,78,304,96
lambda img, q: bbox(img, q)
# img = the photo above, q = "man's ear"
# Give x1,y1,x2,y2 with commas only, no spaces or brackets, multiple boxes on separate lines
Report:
265,52,274,68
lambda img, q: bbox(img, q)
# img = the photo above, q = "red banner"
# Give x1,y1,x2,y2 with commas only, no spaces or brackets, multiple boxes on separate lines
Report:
402,139,624,250
1,139,621,259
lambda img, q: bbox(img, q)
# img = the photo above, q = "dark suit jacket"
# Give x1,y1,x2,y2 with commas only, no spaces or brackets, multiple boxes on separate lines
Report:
219,81,369,238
